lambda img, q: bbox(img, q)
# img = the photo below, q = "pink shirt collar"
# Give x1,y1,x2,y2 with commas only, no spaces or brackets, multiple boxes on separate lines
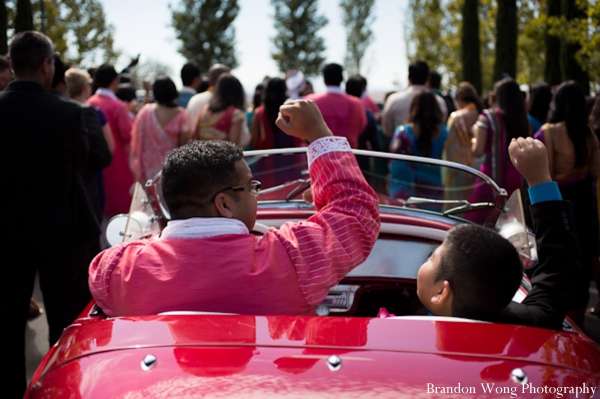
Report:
326,86,345,95
96,87,118,100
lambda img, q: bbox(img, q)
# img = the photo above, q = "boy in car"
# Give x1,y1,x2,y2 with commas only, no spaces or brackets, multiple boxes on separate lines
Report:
89,100,380,316
417,137,581,330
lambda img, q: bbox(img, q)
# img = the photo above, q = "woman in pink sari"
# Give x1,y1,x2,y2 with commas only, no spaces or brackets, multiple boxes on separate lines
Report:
131,76,190,184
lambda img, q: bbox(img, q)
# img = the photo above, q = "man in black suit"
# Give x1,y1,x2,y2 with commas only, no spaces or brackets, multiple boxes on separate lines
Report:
1,31,98,397
51,53,112,259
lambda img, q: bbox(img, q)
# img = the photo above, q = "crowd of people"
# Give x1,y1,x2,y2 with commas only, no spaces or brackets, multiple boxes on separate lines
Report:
2,29,599,397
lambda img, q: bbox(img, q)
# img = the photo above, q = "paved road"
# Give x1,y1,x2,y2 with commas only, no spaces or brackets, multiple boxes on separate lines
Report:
25,276,600,383
26,275,49,382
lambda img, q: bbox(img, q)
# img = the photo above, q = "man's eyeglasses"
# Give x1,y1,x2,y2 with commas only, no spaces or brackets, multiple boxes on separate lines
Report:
226,180,261,195
212,180,261,200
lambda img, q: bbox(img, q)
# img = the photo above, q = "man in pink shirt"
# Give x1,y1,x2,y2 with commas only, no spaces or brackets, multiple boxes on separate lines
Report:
87,64,134,217
305,63,366,148
89,100,380,316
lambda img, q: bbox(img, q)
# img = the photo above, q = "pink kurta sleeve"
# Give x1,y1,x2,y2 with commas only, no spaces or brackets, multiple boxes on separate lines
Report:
269,137,380,306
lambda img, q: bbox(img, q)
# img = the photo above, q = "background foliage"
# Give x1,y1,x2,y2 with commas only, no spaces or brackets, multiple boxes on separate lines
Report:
271,0,328,76
171,0,239,72
3,0,119,68
340,0,375,77
405,0,597,93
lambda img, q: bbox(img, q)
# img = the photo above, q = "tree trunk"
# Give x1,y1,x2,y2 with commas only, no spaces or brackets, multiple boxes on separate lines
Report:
461,0,481,94
561,0,589,93
0,0,8,55
493,0,517,83
544,0,562,85
15,0,34,33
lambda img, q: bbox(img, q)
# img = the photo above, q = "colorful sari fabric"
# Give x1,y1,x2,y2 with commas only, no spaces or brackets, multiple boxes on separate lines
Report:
470,109,522,206
443,104,477,201
193,105,236,142
389,124,448,201
130,104,187,185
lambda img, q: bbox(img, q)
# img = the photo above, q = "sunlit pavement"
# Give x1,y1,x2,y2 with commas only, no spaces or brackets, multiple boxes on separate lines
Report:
25,277,600,383
26,275,49,383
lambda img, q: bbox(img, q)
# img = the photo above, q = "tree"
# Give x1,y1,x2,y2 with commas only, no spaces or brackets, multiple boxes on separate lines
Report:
171,0,239,72
1,0,8,54
461,0,481,93
516,1,546,85
34,0,67,56
405,0,461,87
271,0,328,76
560,0,589,91
340,0,375,76
478,0,496,91
4,0,119,68
493,0,517,83
404,0,548,92
131,58,173,89
14,0,32,33
544,0,562,85
543,0,600,92
60,0,119,66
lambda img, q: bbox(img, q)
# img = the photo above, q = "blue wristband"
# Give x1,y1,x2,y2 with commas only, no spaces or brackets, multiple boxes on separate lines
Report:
528,181,562,205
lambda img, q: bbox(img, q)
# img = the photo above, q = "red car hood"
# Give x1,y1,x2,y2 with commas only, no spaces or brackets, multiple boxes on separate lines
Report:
27,315,600,398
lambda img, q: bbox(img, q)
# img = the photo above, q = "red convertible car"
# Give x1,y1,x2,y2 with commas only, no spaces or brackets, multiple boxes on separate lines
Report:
25,149,600,398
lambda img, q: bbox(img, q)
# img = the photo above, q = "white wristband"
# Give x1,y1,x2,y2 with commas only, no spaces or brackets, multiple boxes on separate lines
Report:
307,136,351,167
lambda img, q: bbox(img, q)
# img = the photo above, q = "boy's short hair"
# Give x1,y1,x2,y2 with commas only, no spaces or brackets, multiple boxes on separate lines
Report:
162,140,244,219
408,61,429,86
345,76,363,98
322,63,343,86
181,61,200,87
436,224,523,320
116,83,136,103
95,64,118,88
429,71,441,89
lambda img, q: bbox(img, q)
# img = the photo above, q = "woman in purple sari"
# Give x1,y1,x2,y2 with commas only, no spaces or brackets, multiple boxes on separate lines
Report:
470,78,530,220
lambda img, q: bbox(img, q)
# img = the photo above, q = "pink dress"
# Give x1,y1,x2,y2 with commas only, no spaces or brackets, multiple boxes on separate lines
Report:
88,138,380,317
130,104,188,184
87,92,134,217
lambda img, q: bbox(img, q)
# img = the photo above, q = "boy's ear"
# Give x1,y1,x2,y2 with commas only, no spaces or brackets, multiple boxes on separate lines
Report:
431,281,453,314
214,193,234,218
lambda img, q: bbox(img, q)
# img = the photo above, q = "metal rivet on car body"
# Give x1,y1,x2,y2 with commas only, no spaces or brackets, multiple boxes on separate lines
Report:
510,368,528,385
327,355,342,371
141,354,157,371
